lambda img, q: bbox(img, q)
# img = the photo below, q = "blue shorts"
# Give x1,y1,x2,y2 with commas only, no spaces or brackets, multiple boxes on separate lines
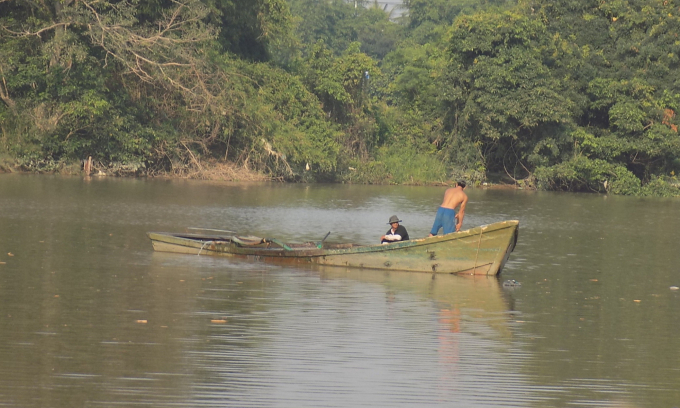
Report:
430,207,457,235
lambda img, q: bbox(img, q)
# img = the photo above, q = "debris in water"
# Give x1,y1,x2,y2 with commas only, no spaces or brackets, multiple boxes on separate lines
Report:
670,286,679,291
502,280,521,287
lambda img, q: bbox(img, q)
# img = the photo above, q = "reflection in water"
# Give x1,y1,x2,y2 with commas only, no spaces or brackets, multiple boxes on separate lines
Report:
184,262,539,408
317,268,514,337
0,175,678,407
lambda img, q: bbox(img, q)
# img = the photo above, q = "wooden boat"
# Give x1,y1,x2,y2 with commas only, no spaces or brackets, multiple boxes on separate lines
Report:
147,220,519,276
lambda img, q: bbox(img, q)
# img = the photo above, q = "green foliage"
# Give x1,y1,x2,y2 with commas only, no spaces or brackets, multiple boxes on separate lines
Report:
353,6,404,59
640,175,680,198
204,0,297,62
300,42,352,120
288,0,403,59
422,0,680,195
0,0,340,179
374,144,448,184
2,0,680,194
380,43,443,110
440,9,576,178
341,105,449,184
342,160,392,184
241,61,341,175
294,40,383,164
537,160,680,197
535,156,642,195
405,0,509,30
288,0,357,56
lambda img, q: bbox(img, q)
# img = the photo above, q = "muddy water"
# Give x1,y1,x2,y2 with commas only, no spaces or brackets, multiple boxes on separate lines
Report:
0,174,679,407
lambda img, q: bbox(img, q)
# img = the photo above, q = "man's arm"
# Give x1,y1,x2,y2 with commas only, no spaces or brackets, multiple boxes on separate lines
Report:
399,226,409,240
455,196,468,231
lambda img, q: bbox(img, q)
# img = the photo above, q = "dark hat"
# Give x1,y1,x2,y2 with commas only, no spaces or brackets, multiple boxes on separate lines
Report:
388,215,402,224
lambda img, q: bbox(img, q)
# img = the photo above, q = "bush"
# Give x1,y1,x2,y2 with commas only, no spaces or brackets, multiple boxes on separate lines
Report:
340,142,448,184
640,175,680,197
535,157,642,195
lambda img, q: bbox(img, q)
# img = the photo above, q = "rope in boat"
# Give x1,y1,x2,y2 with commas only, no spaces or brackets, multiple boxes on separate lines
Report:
473,228,483,272
197,240,214,256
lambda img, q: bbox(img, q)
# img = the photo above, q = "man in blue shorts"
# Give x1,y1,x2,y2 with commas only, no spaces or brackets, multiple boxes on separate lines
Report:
429,181,468,236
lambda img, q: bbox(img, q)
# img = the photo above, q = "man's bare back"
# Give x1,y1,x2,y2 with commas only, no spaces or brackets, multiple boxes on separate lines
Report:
441,186,468,211
429,181,468,235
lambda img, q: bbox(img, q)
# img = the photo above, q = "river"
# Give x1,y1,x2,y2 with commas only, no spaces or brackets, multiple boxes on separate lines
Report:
0,174,679,407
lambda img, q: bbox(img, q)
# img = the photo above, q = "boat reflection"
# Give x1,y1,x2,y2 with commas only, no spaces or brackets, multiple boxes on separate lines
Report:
313,267,515,339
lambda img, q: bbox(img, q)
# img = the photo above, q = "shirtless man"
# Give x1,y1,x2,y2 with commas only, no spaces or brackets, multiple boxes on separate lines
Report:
429,181,468,236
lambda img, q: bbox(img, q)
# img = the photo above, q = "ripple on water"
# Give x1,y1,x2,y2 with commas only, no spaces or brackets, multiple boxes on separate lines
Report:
176,267,543,407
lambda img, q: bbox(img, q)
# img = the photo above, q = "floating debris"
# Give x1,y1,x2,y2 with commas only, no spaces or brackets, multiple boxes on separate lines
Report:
670,286,679,291
502,279,521,287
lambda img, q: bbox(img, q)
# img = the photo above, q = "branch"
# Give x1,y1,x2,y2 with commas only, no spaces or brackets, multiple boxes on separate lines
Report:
80,0,213,88
0,22,71,37
180,140,203,171
0,65,16,110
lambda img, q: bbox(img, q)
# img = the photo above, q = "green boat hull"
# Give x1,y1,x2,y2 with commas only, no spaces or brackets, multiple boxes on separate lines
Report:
147,220,519,276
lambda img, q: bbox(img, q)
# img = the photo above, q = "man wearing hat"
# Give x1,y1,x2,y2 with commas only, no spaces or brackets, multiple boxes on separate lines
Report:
381,215,410,244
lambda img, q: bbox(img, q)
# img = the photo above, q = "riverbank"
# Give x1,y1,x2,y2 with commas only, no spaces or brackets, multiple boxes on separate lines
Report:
0,155,526,189
0,156,271,182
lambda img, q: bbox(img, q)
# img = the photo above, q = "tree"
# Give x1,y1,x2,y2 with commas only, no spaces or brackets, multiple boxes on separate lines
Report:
0,0,215,169
530,0,680,193
441,9,575,179
203,0,297,62
298,41,381,159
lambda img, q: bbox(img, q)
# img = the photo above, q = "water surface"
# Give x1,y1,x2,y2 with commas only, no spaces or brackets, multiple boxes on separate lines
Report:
0,174,679,407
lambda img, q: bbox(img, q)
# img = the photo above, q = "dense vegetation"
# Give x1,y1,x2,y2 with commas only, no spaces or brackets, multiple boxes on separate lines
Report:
1,0,679,195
